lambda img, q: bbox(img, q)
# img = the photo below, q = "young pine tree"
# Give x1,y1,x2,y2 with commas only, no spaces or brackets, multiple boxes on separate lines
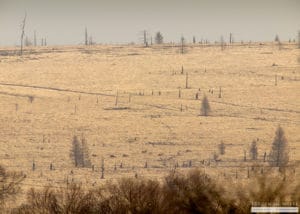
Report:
269,126,289,170
250,140,258,160
201,95,211,116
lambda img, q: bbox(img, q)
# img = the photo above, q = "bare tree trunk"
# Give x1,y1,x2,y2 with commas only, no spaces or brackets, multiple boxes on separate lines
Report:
85,27,88,46
20,12,27,55
298,31,300,48
185,72,188,89
34,30,37,46
143,30,148,47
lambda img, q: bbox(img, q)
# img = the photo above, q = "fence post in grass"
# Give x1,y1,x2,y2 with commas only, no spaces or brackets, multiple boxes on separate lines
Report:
101,158,104,179
244,150,247,162
247,167,250,178
181,65,184,74
180,104,183,112
185,72,189,89
178,87,181,98
263,152,266,162
115,90,118,106
189,160,192,167
32,160,36,171
144,161,148,168
74,105,77,114
120,162,123,168
235,169,238,179
114,163,117,171
50,163,53,170
219,87,222,98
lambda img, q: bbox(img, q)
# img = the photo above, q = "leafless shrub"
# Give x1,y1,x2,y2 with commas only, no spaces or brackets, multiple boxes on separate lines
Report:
12,168,300,213
106,178,163,213
14,184,106,214
0,165,24,210
162,169,232,213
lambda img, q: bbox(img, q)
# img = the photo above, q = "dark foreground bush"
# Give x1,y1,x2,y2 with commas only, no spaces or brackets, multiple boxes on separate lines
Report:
12,169,299,214
0,165,24,211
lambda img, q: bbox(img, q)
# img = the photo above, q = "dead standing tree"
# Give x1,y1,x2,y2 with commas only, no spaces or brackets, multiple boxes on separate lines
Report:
298,31,300,49
229,33,233,44
220,35,225,51
34,30,37,46
180,36,187,54
143,30,149,47
85,27,88,46
20,12,27,55
155,31,163,44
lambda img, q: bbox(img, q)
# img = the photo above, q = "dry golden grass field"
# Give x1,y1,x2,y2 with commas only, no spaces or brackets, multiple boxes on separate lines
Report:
0,42,299,204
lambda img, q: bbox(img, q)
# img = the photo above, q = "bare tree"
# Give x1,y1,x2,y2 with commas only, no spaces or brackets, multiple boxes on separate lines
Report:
25,36,32,46
201,95,211,116
34,30,37,46
298,31,300,48
143,30,149,47
274,34,282,50
89,36,94,45
269,126,289,171
229,33,233,44
192,36,196,44
220,35,225,51
155,31,163,44
20,12,27,55
85,27,88,46
180,36,187,54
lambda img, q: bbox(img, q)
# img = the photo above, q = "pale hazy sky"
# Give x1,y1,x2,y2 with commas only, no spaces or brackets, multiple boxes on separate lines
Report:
0,0,299,46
